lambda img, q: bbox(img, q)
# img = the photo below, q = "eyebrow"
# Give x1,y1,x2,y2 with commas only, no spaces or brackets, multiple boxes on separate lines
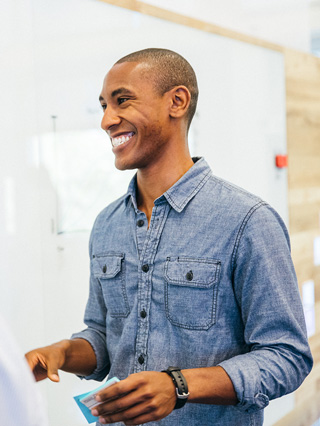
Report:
111,87,134,98
99,87,134,102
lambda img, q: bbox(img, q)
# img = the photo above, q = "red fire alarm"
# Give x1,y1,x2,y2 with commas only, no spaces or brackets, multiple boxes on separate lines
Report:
275,155,288,168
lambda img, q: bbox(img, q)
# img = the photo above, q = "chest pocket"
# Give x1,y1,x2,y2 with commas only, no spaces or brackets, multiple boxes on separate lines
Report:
92,253,130,318
164,257,221,330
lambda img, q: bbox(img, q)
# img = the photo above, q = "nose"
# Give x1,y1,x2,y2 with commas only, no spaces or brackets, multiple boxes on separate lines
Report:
101,105,121,132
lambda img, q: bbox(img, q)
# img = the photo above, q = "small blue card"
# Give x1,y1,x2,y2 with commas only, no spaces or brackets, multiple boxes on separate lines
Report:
74,377,120,424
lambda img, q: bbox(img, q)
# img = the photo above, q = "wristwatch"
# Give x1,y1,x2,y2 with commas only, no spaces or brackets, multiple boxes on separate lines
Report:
162,366,190,409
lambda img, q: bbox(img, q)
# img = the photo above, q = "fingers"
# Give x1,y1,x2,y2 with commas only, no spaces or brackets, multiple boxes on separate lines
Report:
25,347,63,383
97,375,136,400
94,387,144,417
25,351,48,382
25,351,39,371
92,371,177,424
96,399,171,425
94,398,163,425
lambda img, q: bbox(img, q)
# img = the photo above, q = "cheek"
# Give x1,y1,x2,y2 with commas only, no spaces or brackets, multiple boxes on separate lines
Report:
141,114,166,136
145,123,162,137
141,126,167,154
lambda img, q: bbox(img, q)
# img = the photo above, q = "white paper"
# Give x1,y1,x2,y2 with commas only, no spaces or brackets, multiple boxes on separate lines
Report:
314,236,320,266
302,279,315,337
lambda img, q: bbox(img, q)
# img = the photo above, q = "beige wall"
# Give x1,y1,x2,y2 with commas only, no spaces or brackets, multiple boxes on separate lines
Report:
274,49,320,426
122,0,312,52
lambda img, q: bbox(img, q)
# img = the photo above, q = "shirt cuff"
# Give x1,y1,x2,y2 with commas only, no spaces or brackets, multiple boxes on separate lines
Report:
218,354,269,413
71,328,110,382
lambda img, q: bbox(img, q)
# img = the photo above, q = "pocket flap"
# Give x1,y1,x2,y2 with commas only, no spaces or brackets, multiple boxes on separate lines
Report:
165,257,220,287
92,253,124,279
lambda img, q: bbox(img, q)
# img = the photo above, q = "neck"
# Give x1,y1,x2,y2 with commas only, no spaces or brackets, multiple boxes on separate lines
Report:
136,151,194,225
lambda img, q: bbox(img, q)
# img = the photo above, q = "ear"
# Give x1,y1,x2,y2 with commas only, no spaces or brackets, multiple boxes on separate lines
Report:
168,86,191,120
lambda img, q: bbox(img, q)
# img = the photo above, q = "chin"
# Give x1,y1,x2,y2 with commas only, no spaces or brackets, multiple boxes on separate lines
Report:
114,158,137,171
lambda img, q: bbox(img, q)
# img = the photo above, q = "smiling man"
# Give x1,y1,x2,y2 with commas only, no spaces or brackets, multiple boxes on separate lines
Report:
26,48,312,426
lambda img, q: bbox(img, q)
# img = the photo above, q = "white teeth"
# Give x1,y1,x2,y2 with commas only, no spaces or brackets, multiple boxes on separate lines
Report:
112,132,134,147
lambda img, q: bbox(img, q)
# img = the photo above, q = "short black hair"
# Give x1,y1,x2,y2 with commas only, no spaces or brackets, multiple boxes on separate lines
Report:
115,48,198,129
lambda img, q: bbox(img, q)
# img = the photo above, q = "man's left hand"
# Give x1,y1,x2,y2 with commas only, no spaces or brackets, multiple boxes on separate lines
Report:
91,371,177,425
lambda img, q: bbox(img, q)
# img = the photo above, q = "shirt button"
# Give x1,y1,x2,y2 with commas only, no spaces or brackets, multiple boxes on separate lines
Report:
137,219,144,227
140,309,147,318
138,355,145,364
141,264,149,273
186,270,193,281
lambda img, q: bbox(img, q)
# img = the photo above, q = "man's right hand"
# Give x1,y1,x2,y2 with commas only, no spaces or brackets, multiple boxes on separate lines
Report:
25,340,69,382
25,338,97,382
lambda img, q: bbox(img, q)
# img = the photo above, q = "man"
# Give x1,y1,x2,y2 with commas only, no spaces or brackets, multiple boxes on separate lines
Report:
26,48,312,425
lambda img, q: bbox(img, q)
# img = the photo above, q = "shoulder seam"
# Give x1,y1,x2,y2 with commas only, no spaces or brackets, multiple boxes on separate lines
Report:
210,175,262,202
231,201,268,269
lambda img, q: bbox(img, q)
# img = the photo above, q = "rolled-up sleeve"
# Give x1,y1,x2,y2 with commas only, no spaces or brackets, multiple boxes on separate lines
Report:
219,204,313,413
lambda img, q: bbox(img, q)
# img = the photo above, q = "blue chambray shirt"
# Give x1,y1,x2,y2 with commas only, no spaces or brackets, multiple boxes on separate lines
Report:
72,157,312,426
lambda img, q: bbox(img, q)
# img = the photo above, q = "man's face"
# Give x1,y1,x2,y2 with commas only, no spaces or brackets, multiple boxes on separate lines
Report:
99,61,171,171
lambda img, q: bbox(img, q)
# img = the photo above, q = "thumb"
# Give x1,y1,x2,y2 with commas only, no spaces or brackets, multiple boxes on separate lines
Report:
47,365,60,382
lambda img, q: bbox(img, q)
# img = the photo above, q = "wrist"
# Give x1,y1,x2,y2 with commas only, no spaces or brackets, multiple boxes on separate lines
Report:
58,338,97,375
162,366,190,409
52,339,70,367
178,367,238,405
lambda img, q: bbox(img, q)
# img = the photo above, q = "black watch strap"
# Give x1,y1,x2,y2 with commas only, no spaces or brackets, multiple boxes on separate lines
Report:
162,366,190,409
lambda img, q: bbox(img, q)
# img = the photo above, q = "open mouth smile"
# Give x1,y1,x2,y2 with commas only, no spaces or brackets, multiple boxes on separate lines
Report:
111,131,135,148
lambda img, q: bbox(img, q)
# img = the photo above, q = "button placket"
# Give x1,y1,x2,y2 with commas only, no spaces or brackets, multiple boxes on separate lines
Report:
134,203,170,373
138,355,145,364
141,264,149,273
135,212,147,258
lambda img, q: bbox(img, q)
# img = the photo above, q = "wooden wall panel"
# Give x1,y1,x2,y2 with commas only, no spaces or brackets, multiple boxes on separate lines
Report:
274,49,320,426
98,0,283,52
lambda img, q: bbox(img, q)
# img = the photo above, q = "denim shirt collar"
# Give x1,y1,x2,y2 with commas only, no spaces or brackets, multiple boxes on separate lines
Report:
125,157,212,213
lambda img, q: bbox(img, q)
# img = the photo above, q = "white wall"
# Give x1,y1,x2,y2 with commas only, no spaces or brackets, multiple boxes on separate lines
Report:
0,0,45,348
